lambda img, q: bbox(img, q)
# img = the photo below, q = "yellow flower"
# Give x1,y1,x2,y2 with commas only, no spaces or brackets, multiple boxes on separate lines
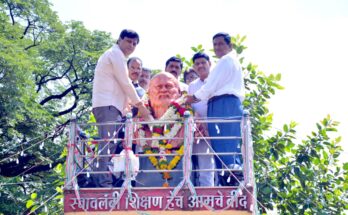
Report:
168,163,175,169
149,156,158,166
177,145,184,154
136,99,189,183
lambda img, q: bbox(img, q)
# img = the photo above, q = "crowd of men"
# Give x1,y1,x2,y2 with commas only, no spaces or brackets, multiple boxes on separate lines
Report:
91,29,245,188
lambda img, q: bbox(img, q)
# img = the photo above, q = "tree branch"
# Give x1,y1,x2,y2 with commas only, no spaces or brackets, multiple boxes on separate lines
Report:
36,60,74,92
24,21,45,50
23,42,38,51
39,85,78,105
5,0,15,25
54,88,79,117
21,17,31,39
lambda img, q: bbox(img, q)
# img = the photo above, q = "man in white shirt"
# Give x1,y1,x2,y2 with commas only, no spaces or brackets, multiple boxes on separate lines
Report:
165,56,188,93
92,29,150,187
189,52,215,187
186,32,245,186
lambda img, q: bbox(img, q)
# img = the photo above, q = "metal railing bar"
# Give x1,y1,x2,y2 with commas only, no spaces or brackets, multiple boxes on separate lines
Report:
77,152,242,158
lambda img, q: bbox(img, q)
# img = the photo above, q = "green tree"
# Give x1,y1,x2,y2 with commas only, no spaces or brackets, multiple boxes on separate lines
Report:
188,35,347,214
0,0,113,213
231,35,348,214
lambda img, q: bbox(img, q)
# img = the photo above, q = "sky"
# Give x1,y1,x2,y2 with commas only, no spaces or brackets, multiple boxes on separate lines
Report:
50,0,348,162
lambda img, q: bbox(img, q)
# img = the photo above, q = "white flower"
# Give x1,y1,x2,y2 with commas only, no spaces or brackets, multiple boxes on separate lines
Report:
151,139,159,148
138,95,187,150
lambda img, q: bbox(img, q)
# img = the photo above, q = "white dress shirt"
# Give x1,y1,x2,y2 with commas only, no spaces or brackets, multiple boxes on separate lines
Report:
188,79,207,117
194,51,245,102
188,78,215,187
179,82,188,93
92,44,141,115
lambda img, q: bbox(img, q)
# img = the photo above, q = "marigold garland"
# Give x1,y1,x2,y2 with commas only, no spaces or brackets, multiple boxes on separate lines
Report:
139,96,192,187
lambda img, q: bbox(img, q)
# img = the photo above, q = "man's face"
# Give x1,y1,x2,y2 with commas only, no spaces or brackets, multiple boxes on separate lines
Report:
139,70,151,90
165,61,182,79
185,71,198,85
213,36,232,58
148,74,180,108
128,59,142,81
193,57,211,81
118,36,138,57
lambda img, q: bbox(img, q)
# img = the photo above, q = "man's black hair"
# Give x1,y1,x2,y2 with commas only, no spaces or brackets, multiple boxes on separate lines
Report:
192,52,210,63
165,56,183,69
213,32,231,47
183,68,197,83
127,57,142,67
119,29,140,44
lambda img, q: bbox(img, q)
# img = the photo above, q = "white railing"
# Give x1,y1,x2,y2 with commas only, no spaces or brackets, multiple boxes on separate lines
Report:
65,111,254,191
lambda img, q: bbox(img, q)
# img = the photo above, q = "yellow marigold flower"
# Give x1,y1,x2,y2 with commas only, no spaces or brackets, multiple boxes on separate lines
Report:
149,156,158,166
177,146,184,154
173,156,180,163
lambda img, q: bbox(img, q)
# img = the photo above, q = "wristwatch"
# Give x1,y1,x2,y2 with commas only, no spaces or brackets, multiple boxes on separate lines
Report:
193,94,200,102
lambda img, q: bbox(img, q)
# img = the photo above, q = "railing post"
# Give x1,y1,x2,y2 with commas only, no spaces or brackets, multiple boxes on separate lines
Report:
183,111,194,180
242,110,251,186
66,114,77,190
242,110,257,213
124,113,133,182
76,127,84,173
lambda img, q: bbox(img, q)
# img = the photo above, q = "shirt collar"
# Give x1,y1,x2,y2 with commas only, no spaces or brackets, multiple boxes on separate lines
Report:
113,44,126,60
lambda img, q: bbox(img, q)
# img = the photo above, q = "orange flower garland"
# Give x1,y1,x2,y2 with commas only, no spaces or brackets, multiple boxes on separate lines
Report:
138,98,192,187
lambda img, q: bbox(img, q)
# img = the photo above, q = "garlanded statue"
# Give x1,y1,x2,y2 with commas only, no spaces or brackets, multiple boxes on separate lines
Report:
135,72,192,187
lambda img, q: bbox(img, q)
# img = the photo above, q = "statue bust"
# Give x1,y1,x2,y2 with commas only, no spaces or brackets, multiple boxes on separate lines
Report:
135,72,188,187
148,72,181,118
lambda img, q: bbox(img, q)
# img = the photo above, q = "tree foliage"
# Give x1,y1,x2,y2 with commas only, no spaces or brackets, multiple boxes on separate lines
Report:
0,0,347,214
231,36,348,214
0,0,113,213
